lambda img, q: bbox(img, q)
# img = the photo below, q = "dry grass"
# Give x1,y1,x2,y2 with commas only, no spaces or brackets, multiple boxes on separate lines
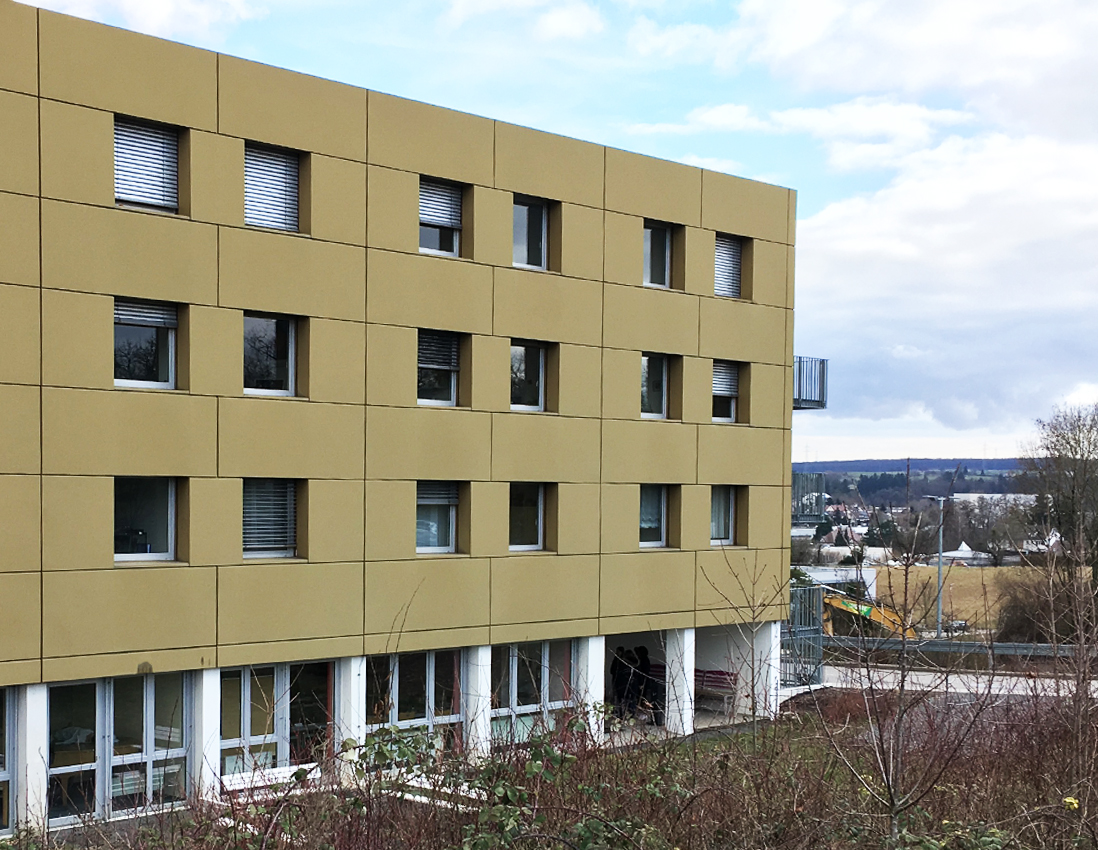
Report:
877,565,1030,630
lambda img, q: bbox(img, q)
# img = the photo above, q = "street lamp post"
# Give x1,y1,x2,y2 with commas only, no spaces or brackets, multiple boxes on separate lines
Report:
936,496,947,638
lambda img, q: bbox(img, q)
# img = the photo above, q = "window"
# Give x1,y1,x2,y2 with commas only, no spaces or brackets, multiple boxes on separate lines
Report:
114,477,175,561
244,313,295,396
712,361,740,422
513,196,548,269
418,330,460,406
714,234,743,298
0,688,11,835
114,300,177,389
491,641,573,742
509,483,544,551
364,650,463,745
244,143,300,231
420,179,462,256
48,674,188,824
417,481,458,553
220,662,332,776
643,220,672,287
641,352,668,419
242,479,297,558
114,117,178,211
639,484,667,548
711,485,736,545
510,340,546,411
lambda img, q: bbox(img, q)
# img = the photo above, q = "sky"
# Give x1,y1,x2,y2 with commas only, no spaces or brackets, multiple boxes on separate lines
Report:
24,0,1098,462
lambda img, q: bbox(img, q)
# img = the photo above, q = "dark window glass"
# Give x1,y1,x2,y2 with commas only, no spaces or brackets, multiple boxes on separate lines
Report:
289,663,331,764
365,657,391,725
641,353,666,417
516,643,542,707
420,224,458,254
513,200,546,267
644,222,671,286
510,342,544,409
491,646,510,710
220,671,242,740
48,683,97,820
115,324,170,383
434,650,461,718
640,484,665,545
244,314,293,393
713,395,734,419
509,483,542,548
398,653,428,721
114,477,172,557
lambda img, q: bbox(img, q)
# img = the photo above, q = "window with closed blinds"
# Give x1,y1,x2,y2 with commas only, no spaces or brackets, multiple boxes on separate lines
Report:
114,117,179,210
245,144,300,231
243,479,297,556
114,300,178,328
712,361,739,396
714,234,742,298
418,331,459,369
419,180,463,229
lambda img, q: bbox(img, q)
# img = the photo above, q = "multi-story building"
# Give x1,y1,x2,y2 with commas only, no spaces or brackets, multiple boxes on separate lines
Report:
0,0,796,830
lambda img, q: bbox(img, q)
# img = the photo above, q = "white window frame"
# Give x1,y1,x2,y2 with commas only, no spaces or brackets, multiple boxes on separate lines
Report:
419,179,463,258
364,650,464,734
712,360,739,423
113,301,177,390
643,220,672,288
510,341,546,412
47,679,105,827
113,477,176,563
639,484,668,549
0,687,13,836
711,485,736,546
416,482,458,554
508,483,545,552
243,313,296,398
242,479,298,559
641,352,669,420
490,641,575,740
512,196,549,271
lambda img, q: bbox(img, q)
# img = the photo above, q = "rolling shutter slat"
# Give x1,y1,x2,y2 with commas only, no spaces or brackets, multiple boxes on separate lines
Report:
243,480,296,551
115,119,178,209
417,481,459,505
114,300,178,328
418,330,460,369
245,145,299,231
714,235,742,298
419,180,462,228
713,361,739,396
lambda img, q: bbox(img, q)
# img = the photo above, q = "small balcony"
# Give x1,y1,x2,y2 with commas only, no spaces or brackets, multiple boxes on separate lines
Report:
793,356,828,410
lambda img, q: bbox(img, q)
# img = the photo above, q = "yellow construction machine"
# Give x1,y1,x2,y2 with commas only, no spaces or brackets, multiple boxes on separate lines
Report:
821,588,918,639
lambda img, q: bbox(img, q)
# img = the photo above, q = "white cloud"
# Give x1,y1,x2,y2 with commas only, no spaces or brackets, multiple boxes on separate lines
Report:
535,2,604,39
28,0,264,38
444,0,547,26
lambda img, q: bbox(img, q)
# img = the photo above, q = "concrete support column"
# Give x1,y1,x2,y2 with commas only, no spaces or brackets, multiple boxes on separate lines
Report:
191,668,222,800
754,621,781,719
574,635,606,745
664,627,695,737
463,645,492,760
15,684,49,828
335,657,368,747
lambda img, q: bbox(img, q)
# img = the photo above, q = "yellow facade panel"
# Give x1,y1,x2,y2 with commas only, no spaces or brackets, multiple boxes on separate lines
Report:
491,414,601,483
302,479,365,563
365,558,491,635
218,55,366,161
305,155,367,245
43,647,216,684
0,384,39,474
697,424,785,486
364,627,489,657
41,475,112,571
491,619,600,645
683,227,716,297
468,334,510,413
702,170,791,245
0,283,41,385
605,148,701,226
556,484,601,555
0,573,41,662
42,388,218,476
365,323,417,408
218,636,362,669
750,239,790,309
41,201,218,305
600,483,638,555
491,554,599,625
678,484,712,551
42,567,217,658
601,420,698,484
365,406,492,481
698,298,788,365
747,486,787,551
367,92,493,186
303,318,366,405
603,283,700,356
364,479,415,562
179,477,242,567
495,123,604,208
600,612,694,635
366,249,492,333
218,397,364,479
744,363,787,429
599,551,696,617
467,480,508,557
0,90,38,196
39,98,112,206
0,1,38,95
559,203,604,282
366,165,418,253
695,547,786,611
493,268,603,347
0,191,40,288
218,561,364,646
219,227,366,322
41,288,113,390
681,356,712,425
0,474,39,573
603,212,642,286
39,10,217,130
601,347,640,421
183,130,245,226
181,306,244,396
0,661,41,688
558,344,602,419
468,185,512,266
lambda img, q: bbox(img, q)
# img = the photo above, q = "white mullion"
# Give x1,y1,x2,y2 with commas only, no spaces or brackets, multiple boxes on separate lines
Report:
275,665,290,768
425,653,435,733
510,646,518,720
240,669,252,763
97,680,108,820
144,675,155,808
389,656,400,726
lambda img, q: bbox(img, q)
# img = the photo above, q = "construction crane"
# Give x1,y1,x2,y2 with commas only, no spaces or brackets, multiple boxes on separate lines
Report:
821,588,918,640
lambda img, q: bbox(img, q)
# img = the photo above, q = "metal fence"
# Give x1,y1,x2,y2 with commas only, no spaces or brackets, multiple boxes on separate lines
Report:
792,471,827,524
792,356,828,410
782,586,824,686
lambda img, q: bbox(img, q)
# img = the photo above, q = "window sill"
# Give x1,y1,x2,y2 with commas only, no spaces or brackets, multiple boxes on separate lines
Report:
418,247,463,260
415,550,463,557
115,201,180,216
243,389,297,399
241,555,305,564
113,558,189,568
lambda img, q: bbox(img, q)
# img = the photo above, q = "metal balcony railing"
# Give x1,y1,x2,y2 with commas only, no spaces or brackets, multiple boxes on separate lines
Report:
792,472,827,524
793,356,828,410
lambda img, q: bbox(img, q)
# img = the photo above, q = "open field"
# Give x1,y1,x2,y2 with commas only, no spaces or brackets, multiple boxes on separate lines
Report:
877,565,1029,630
